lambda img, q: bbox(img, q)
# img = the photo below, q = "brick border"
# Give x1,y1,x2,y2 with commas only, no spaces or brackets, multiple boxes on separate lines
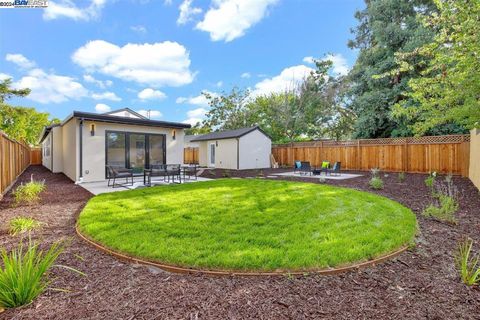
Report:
76,224,409,276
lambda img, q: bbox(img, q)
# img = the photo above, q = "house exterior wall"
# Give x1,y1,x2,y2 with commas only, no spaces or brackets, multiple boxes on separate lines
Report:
51,126,64,173
238,130,271,170
61,119,78,182
214,138,238,169
80,121,184,182
41,132,52,171
198,141,208,166
469,128,480,190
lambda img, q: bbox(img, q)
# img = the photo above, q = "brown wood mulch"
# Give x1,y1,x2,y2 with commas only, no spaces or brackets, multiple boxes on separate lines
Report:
1,166,479,320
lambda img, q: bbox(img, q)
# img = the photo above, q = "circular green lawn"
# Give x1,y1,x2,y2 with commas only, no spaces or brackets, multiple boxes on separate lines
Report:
78,179,416,272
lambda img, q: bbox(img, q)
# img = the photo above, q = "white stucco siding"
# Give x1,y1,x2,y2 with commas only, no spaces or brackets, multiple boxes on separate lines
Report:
214,138,238,169
61,119,79,182
41,132,52,171
198,141,208,167
80,121,184,182
51,126,63,173
238,129,271,170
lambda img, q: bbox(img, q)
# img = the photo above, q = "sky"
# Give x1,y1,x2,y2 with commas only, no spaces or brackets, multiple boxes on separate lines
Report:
0,0,364,125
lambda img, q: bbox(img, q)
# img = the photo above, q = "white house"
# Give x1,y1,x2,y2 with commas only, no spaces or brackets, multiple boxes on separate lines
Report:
191,126,272,170
39,108,190,183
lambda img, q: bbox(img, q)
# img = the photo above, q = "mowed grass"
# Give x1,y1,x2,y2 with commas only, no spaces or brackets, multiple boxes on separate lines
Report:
78,179,417,272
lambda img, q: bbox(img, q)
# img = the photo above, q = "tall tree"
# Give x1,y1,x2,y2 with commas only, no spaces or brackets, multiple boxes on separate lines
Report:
0,78,58,145
392,0,479,135
348,0,436,138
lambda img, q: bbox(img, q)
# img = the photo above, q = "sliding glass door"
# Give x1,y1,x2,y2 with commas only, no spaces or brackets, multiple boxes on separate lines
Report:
106,131,166,177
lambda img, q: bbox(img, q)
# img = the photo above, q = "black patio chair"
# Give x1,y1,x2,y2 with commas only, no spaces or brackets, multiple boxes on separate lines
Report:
183,164,198,181
326,162,341,176
299,161,312,176
106,165,134,188
145,164,168,186
166,164,182,183
293,161,302,174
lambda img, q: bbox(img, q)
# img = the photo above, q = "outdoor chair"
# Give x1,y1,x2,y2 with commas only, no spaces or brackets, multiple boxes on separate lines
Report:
326,162,341,176
293,161,302,174
166,164,182,183
106,165,134,188
144,164,168,186
183,164,198,181
299,161,312,176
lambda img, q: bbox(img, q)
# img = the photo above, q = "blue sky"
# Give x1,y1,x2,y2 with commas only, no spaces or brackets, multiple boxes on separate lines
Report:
0,0,364,125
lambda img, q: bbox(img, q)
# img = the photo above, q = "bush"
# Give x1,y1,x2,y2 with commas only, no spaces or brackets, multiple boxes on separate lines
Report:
9,217,42,236
425,172,437,190
422,194,458,224
398,172,406,183
455,238,480,286
13,177,45,206
369,177,384,190
0,240,64,309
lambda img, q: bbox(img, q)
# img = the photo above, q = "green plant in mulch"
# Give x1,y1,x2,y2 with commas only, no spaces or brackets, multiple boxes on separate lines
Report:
222,170,231,178
422,176,459,224
0,239,83,309
455,238,480,286
424,172,437,192
9,217,42,236
398,172,406,183
12,175,46,206
369,177,384,190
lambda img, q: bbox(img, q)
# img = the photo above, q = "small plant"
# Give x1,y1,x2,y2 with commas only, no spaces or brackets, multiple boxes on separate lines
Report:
0,240,72,309
369,177,384,190
370,167,380,178
424,172,437,191
222,170,231,178
9,217,42,236
398,172,406,183
455,238,480,286
13,175,45,206
422,194,458,224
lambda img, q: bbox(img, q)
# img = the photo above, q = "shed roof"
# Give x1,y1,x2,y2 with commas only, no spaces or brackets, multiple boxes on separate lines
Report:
190,126,270,142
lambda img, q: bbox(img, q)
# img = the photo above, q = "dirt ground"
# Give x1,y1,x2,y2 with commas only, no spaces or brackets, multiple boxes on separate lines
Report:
1,166,479,319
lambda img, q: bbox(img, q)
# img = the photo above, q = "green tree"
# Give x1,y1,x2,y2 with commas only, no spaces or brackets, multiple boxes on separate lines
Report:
185,122,212,135
0,78,58,145
392,0,479,135
348,0,436,138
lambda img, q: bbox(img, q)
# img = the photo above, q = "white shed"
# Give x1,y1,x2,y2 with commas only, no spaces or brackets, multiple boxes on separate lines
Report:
191,126,272,170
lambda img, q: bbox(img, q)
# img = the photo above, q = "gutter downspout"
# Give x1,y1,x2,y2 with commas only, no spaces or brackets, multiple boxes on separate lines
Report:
78,118,84,183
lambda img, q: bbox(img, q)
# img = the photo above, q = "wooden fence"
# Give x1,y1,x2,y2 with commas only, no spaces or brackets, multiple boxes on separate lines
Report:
272,135,471,177
0,131,32,195
184,147,199,164
30,148,42,165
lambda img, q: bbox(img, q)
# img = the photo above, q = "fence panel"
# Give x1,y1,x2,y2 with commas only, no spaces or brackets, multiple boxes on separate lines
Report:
184,147,199,164
0,131,32,196
30,148,42,165
272,134,470,176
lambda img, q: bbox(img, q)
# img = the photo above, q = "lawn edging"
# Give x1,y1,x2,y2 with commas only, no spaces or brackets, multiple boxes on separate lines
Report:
75,224,409,277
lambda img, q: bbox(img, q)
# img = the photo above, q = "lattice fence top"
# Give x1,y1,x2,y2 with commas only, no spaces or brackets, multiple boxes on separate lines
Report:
273,134,470,147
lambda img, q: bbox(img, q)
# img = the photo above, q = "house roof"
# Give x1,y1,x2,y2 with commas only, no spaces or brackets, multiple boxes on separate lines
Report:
190,126,270,142
102,107,148,120
39,110,190,143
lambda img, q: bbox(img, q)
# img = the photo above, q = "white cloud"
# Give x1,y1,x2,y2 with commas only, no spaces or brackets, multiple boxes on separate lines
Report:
83,74,113,88
6,54,36,69
177,0,202,25
323,53,349,76
241,72,251,79
91,91,121,101
13,68,88,104
72,40,195,87
138,88,167,101
43,0,108,21
95,103,111,113
176,91,216,108
130,25,147,33
196,0,279,42
216,81,223,87
303,56,315,64
252,65,314,97
137,109,163,119
0,73,12,81
183,107,208,126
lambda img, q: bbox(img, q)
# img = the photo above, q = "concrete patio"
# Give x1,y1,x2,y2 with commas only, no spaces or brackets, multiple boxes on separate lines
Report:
272,171,363,180
79,176,213,195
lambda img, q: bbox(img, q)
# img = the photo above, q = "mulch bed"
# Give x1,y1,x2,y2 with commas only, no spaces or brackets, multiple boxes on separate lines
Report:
1,166,480,319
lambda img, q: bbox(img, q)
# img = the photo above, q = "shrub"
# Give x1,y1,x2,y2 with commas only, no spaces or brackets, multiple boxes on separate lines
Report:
422,194,458,224
425,172,437,190
222,170,231,178
0,240,64,309
369,177,384,190
455,238,480,286
398,172,406,183
13,176,45,205
9,217,42,236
